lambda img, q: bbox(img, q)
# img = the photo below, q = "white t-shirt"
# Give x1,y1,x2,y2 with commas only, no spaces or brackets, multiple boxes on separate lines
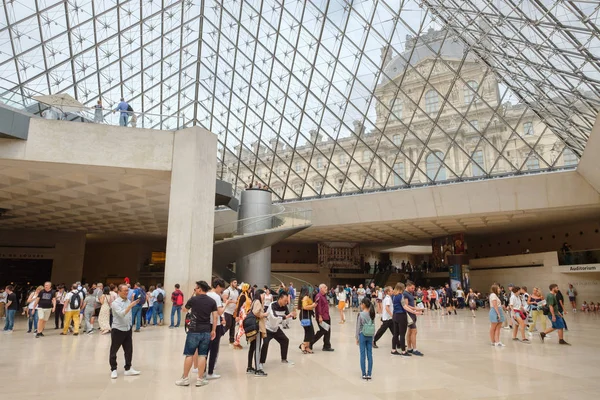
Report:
509,293,522,310
382,295,393,321
207,291,223,324
456,289,465,298
489,293,501,308
264,293,273,307
0,291,7,303
337,291,347,302
64,291,84,312
28,292,39,310
357,288,366,298
377,290,383,300
223,287,239,315
148,292,155,307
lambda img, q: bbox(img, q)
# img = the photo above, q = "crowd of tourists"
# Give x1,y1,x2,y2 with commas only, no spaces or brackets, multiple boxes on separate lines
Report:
1,277,579,385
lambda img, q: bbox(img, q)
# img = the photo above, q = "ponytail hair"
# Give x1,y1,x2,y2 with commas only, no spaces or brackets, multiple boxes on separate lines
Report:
361,298,376,321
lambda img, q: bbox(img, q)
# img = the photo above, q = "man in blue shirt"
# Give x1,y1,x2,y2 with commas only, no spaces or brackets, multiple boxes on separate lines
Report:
114,98,129,126
403,281,424,356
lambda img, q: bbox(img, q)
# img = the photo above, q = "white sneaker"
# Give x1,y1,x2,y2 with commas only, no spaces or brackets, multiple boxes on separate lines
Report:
206,374,221,380
191,368,198,374
175,377,190,386
495,342,506,347
124,368,140,376
111,370,118,379
282,359,295,365
195,379,209,387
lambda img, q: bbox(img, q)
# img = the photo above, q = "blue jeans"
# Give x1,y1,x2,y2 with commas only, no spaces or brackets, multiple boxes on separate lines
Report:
153,302,164,325
131,305,142,330
119,114,128,126
28,309,38,332
146,306,153,323
4,309,16,331
359,333,373,376
171,305,181,327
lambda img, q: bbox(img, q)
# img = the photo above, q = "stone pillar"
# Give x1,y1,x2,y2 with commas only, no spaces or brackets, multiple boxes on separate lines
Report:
53,232,87,284
163,127,217,321
236,189,273,287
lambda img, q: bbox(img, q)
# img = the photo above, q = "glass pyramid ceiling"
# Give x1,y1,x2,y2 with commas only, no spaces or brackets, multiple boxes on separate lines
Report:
0,1,598,201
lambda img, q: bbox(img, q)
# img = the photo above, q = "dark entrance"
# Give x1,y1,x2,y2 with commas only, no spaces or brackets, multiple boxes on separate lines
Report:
0,258,53,287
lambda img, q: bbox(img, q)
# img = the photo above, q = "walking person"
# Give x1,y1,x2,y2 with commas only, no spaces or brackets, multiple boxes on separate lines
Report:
174,281,217,387
373,286,393,348
233,283,252,350
510,287,530,343
246,289,268,377
539,284,570,345
98,286,112,334
54,285,66,329
488,284,505,346
299,286,317,354
109,284,142,379
261,290,296,366
444,283,456,315
311,284,334,352
567,284,577,312
528,288,546,333
33,281,56,338
82,289,97,334
26,286,42,333
222,279,239,343
337,285,347,324
61,284,83,336
429,287,438,310
356,298,376,380
3,285,18,332
467,288,478,317
170,283,185,328
390,283,410,356
152,284,166,326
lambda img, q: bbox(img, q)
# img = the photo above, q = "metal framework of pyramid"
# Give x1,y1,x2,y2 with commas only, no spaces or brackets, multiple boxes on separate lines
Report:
1,0,598,201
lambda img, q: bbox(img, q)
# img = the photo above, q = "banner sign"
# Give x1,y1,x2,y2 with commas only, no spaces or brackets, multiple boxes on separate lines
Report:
553,264,600,273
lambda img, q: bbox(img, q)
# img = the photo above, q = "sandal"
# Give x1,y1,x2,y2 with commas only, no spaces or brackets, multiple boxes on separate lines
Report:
299,344,308,354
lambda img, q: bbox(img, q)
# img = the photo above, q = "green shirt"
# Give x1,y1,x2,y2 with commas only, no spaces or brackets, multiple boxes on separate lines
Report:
546,292,557,311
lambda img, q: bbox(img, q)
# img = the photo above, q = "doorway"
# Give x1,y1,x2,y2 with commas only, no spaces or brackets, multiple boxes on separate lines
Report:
0,258,53,287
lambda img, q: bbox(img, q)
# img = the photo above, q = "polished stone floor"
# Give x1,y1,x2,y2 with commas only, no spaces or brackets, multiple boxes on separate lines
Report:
1,308,598,399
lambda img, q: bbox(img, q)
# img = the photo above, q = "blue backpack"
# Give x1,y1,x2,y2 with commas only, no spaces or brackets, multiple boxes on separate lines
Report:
134,288,146,304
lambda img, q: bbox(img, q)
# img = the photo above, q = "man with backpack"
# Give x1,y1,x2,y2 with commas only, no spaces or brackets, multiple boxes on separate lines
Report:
131,283,145,332
152,284,166,326
61,283,83,336
170,283,185,328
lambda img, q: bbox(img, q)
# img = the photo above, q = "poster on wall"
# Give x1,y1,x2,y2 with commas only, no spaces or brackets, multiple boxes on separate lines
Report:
462,264,470,292
449,264,461,291
453,233,465,254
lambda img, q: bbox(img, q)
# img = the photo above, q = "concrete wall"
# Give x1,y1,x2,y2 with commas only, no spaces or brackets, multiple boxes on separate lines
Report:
577,113,600,194
468,220,600,258
0,229,86,284
469,252,600,305
0,119,174,170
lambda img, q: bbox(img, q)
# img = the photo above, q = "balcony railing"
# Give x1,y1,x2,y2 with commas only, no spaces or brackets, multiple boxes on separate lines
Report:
0,86,186,130
558,249,600,266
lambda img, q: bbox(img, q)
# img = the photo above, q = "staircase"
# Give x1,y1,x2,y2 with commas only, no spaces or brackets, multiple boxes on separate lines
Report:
212,205,312,281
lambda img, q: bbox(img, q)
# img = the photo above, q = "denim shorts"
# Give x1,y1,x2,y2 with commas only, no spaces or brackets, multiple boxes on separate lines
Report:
183,332,211,357
547,315,565,330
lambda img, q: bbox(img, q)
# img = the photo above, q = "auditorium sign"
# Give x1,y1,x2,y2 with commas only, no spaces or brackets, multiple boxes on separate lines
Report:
553,264,600,273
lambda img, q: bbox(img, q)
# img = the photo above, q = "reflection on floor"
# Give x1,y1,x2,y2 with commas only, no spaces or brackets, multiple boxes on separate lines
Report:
1,308,599,400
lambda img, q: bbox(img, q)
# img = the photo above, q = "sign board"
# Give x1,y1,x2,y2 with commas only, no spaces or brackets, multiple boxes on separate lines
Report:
552,264,600,273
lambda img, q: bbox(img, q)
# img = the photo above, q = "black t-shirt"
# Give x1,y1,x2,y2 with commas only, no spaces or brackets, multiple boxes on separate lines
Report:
6,293,18,310
445,287,453,299
185,294,217,333
555,291,565,312
38,289,55,308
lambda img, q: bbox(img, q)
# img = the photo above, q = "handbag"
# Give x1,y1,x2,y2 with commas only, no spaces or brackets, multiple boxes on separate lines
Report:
300,308,312,327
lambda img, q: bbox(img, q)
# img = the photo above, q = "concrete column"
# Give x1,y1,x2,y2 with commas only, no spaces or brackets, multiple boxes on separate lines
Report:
53,232,87,284
163,127,217,321
236,189,273,287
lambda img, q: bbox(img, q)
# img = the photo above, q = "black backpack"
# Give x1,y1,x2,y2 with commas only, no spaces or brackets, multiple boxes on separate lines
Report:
127,104,133,112
70,292,81,310
243,300,259,340
156,291,164,303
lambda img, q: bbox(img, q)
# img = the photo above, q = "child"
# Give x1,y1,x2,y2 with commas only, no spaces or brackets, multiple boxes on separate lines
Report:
581,301,589,312
356,298,376,380
589,302,595,312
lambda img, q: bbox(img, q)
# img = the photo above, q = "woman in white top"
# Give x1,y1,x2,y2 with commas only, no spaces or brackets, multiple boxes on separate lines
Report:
488,284,505,346
98,286,112,334
27,286,43,333
146,286,155,325
263,288,273,311
337,286,347,324
509,286,529,343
